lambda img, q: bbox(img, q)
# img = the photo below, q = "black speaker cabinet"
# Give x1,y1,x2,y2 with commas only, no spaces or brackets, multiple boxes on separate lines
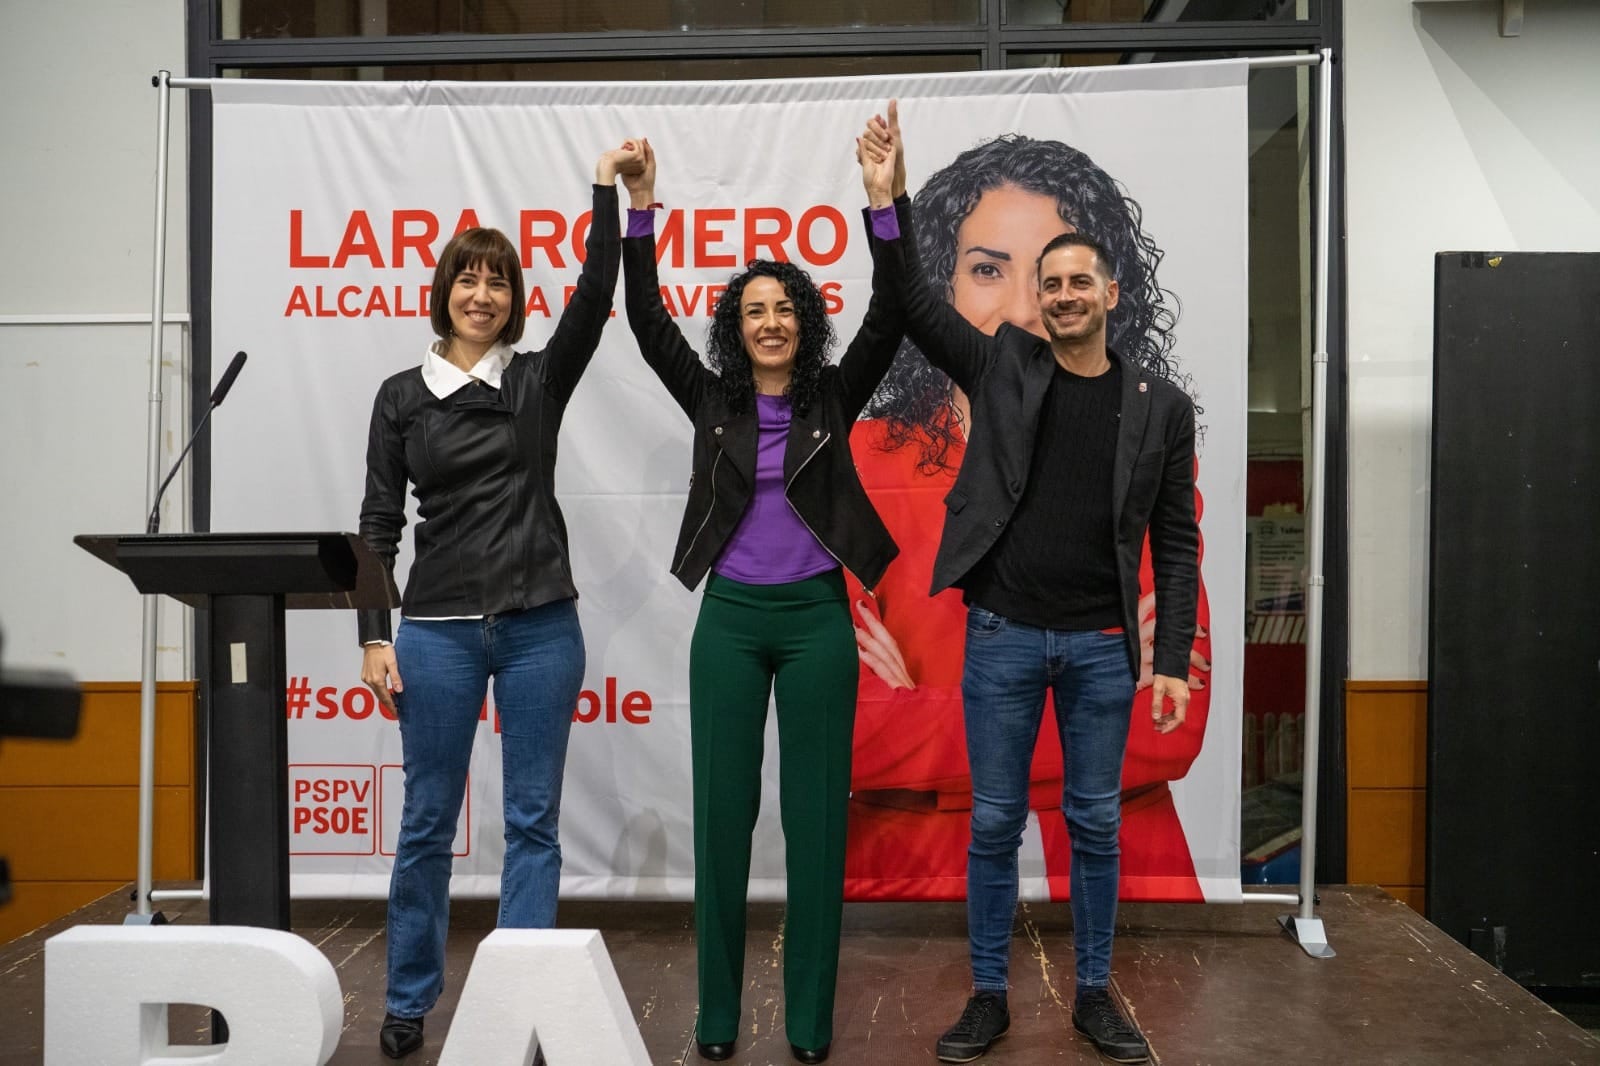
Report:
1427,251,1600,987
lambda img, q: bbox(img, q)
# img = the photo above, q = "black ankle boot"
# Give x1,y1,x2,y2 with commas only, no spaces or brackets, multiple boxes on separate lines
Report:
697,1038,736,1060
791,1041,831,1063
379,1013,424,1059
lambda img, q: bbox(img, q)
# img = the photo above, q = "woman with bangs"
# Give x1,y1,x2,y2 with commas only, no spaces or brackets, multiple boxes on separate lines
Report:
356,143,644,1060
616,126,907,1064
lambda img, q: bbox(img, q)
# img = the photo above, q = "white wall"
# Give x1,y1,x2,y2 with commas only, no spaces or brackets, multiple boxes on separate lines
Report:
0,1,190,680
1344,0,1600,680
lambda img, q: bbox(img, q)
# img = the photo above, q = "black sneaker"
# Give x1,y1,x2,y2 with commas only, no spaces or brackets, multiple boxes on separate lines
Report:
1072,987,1149,1063
935,992,1010,1063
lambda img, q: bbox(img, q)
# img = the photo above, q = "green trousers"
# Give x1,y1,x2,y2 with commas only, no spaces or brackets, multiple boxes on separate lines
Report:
690,570,858,1050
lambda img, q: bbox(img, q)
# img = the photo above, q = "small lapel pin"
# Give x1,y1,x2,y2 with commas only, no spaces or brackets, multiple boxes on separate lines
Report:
1138,382,1148,393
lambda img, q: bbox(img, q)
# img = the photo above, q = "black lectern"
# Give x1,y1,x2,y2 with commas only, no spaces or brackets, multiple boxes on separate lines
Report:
76,532,397,930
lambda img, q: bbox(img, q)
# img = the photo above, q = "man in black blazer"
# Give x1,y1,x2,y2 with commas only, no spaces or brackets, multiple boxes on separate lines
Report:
866,111,1199,1066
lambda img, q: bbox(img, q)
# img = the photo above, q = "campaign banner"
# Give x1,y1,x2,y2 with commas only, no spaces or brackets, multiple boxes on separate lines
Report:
210,62,1248,903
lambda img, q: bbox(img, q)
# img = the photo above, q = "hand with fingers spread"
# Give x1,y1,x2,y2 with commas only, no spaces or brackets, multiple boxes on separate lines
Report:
1134,589,1212,697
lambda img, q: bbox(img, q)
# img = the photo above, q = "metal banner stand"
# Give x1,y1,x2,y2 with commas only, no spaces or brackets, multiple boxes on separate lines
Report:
1270,47,1338,961
127,69,175,927
138,53,1339,958
1224,49,1337,960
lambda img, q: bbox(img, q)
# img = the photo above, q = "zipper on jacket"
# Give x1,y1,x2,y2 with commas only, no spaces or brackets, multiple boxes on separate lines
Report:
504,410,527,602
783,430,846,572
674,448,724,574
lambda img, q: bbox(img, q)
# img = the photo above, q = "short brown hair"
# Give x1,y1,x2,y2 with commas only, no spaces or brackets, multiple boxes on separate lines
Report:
429,227,526,347
1035,231,1117,285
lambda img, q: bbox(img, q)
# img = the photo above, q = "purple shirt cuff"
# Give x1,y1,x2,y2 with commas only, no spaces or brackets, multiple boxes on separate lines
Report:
869,205,900,241
626,208,656,239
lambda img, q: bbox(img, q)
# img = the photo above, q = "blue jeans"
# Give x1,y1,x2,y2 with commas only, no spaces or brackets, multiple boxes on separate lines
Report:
385,599,585,1018
962,606,1135,993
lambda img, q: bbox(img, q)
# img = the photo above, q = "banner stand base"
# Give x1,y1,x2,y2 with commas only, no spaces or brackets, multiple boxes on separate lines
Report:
1278,913,1335,959
122,911,168,927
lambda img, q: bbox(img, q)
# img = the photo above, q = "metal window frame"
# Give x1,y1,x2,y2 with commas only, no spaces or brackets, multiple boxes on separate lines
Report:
182,0,1348,883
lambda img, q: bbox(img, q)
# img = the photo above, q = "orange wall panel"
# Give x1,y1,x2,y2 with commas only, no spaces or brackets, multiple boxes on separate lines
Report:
0,788,193,881
1347,681,1428,897
1346,681,1427,789
0,682,195,787
0,681,196,945
1347,788,1427,887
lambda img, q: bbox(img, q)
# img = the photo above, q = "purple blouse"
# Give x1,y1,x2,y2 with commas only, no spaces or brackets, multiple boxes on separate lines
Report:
627,204,897,584
712,394,838,585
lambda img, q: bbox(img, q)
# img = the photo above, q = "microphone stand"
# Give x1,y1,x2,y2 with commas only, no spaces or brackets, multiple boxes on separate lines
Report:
147,351,246,536
146,403,219,534
128,349,245,924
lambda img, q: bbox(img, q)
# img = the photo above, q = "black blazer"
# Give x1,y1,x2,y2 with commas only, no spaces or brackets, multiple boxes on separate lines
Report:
357,185,620,644
621,199,909,592
887,219,1199,680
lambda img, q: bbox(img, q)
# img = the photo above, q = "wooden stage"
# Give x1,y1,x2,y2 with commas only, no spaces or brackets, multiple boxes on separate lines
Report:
3,886,1596,1065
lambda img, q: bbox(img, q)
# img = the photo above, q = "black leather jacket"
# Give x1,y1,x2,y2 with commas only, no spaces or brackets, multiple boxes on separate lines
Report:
621,197,910,592
890,214,1200,681
357,185,620,644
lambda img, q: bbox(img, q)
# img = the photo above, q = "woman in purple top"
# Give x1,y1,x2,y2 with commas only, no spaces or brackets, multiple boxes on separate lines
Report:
618,129,910,1064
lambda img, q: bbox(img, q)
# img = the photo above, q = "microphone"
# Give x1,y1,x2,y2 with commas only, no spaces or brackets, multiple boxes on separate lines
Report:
145,351,248,534
210,349,248,406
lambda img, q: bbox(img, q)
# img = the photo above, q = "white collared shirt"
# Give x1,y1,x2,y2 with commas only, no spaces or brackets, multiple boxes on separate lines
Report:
420,339,512,400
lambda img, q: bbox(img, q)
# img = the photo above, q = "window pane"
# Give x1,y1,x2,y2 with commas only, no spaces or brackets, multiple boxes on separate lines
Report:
228,54,980,80
221,0,980,38
1005,0,1316,26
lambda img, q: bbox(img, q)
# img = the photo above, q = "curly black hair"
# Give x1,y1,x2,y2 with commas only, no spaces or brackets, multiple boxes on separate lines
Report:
865,134,1187,474
704,259,836,416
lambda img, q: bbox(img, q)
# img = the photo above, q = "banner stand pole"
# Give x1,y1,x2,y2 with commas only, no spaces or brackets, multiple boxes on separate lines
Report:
1219,50,1337,960
1268,47,1337,960
128,69,175,927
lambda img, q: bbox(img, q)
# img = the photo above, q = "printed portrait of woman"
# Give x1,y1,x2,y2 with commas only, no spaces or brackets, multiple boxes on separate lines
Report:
843,133,1215,902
